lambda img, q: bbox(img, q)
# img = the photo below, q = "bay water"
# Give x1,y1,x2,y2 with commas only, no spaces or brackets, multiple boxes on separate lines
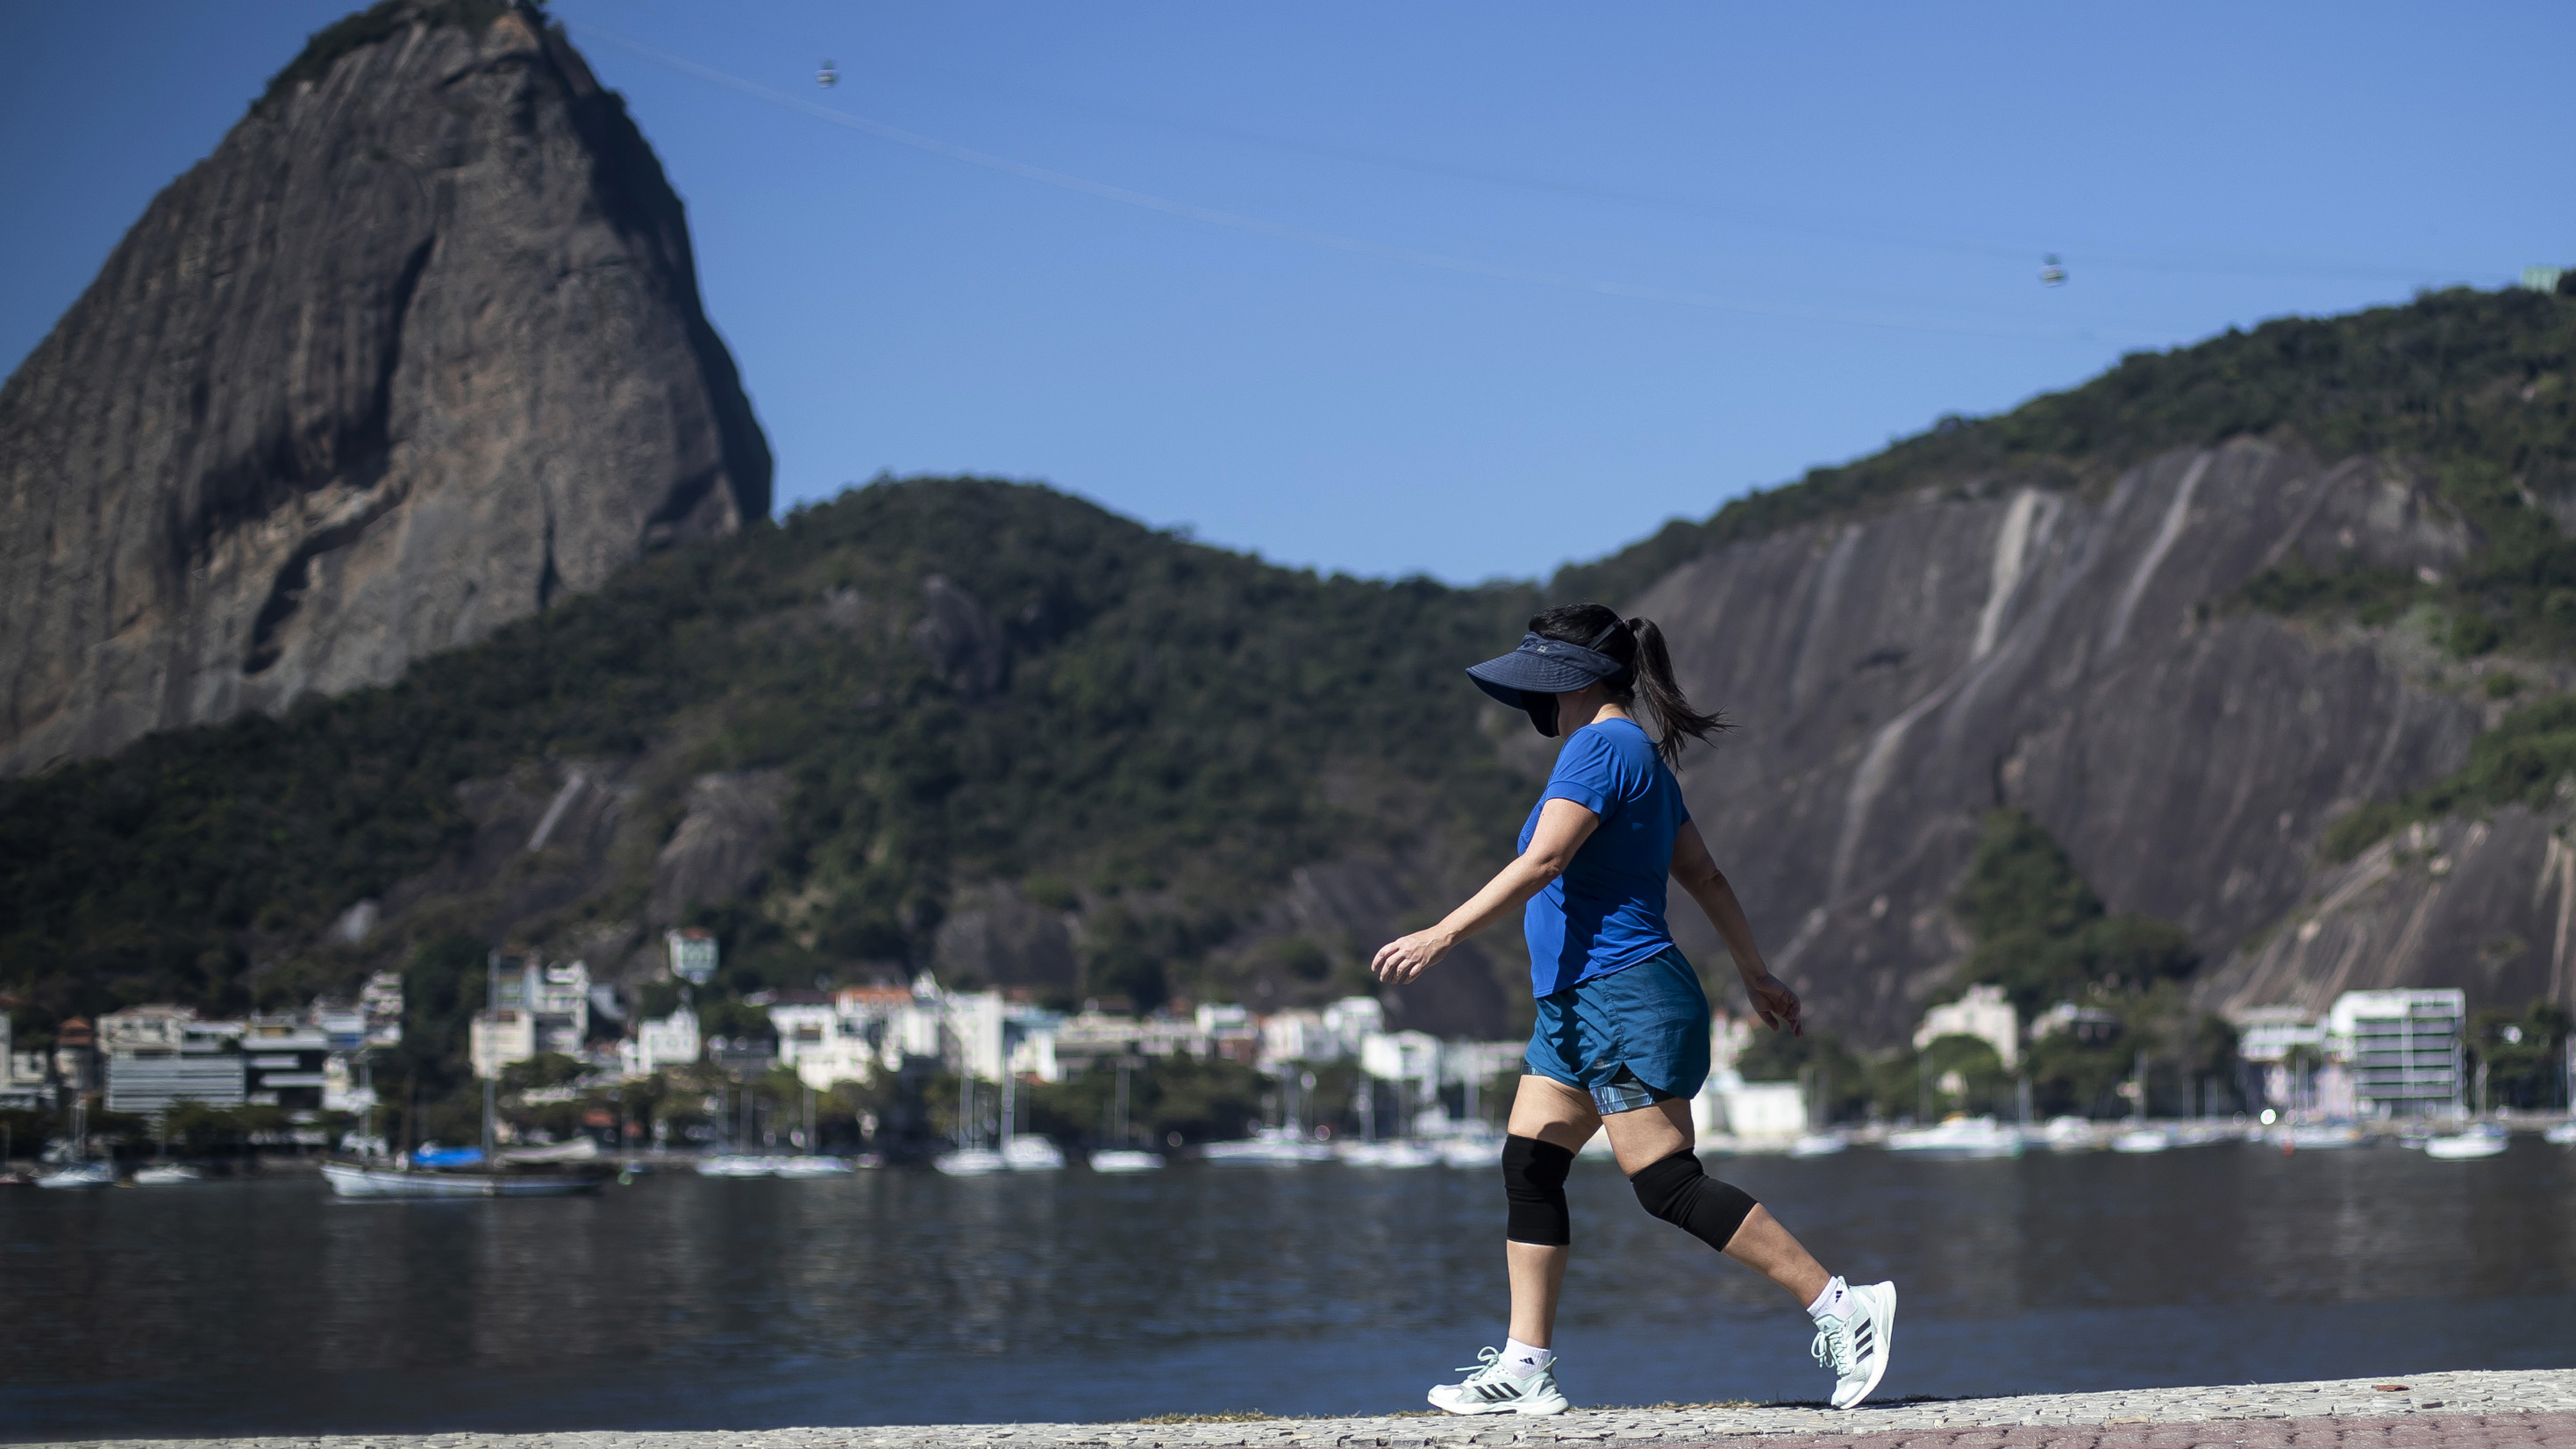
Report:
4,1138,2572,1438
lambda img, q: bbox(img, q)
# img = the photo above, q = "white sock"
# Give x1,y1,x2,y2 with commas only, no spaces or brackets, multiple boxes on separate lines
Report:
1502,1338,1555,1375
1806,1276,1852,1321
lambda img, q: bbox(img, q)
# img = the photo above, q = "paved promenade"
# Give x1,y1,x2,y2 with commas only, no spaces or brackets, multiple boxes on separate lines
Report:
43,1369,2576,1449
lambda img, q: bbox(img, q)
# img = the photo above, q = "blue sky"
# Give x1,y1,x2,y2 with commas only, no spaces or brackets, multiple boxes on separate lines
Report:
3,3,2571,582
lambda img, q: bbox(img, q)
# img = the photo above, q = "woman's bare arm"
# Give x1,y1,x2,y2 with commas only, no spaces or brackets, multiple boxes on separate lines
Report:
1670,820,1802,1034
1371,798,1600,985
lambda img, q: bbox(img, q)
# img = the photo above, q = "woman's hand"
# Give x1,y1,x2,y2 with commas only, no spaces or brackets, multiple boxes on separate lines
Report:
1742,969,1803,1036
1371,928,1453,985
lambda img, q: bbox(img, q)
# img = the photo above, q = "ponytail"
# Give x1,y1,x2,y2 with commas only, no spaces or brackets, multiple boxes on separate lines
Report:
1526,603,1730,767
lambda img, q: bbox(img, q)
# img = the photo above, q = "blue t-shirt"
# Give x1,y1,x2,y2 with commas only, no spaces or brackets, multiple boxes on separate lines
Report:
1518,717,1691,997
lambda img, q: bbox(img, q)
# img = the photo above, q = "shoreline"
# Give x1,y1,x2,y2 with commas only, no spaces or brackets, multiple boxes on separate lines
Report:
29,1368,2576,1449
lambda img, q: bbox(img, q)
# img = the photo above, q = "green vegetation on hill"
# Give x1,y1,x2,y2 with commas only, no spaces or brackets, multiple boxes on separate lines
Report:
1950,809,2200,1019
0,480,1535,1034
1741,809,2227,1121
1557,287,2576,626
2322,693,2576,861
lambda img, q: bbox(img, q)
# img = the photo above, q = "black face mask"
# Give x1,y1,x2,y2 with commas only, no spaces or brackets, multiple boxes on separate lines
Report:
1524,695,1559,738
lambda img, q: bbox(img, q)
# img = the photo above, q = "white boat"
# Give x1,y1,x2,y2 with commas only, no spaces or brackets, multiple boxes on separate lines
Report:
1788,1132,1849,1158
2034,1116,2097,1152
696,1154,781,1177
2110,1127,2172,1154
934,1147,1008,1175
498,1138,601,1164
1438,1135,1506,1168
1088,1148,1165,1174
2287,1124,2364,1150
2424,1124,2508,1160
2544,1121,2576,1146
34,1160,116,1189
773,1155,853,1177
320,1161,600,1198
1336,1139,1442,1167
1003,1136,1067,1171
132,1164,203,1184
1885,1116,2022,1158
1204,1128,1334,1164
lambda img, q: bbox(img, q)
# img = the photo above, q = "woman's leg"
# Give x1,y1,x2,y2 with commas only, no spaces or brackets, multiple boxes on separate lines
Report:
1601,1097,1830,1306
1502,1074,1599,1347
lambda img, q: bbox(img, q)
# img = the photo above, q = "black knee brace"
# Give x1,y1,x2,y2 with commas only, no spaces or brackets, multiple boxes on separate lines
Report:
1629,1149,1757,1253
1500,1135,1575,1246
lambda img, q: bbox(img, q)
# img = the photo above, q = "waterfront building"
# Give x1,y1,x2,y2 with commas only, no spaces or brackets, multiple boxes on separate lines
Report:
1361,1030,1444,1104
471,956,591,1076
666,928,718,986
2232,1005,2327,1064
242,1015,333,1110
2030,1001,2123,1043
0,1012,51,1110
619,1001,703,1076
1915,984,2019,1069
2327,989,2465,1117
100,1006,246,1114
1052,1009,1210,1074
53,1017,99,1096
1194,1003,1260,1064
770,996,879,1089
360,970,404,1047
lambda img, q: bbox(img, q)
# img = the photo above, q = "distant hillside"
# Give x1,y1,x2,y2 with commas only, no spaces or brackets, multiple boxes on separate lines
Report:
4,268,2573,1104
0,481,1543,1040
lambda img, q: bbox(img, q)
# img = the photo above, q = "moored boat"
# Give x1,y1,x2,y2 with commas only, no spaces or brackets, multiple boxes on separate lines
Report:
696,1154,782,1177
1002,1136,1067,1171
2423,1124,2508,1160
132,1164,203,1185
1885,1116,2022,1158
1088,1148,1164,1173
934,1147,1008,1175
1204,1128,1334,1164
773,1155,854,1177
34,1160,116,1189
320,1160,603,1198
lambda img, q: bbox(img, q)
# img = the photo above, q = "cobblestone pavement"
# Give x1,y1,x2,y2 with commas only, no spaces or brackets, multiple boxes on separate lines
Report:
41,1369,2576,1449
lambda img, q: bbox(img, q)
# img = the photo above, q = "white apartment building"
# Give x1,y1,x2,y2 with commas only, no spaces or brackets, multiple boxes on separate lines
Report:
1361,1030,1444,1103
1915,983,2019,1070
667,929,719,986
2327,989,2465,1117
99,1005,247,1114
620,1003,703,1077
0,1011,49,1110
2232,1004,2328,1064
473,956,591,1077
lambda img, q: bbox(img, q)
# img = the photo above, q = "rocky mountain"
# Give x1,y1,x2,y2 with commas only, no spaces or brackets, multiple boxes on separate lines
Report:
0,0,769,777
1646,440,2514,1033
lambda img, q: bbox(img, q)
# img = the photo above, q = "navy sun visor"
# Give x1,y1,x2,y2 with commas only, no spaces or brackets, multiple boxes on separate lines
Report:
1466,631,1631,737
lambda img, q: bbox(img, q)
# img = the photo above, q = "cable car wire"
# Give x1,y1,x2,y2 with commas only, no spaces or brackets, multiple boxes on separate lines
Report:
573,22,2159,346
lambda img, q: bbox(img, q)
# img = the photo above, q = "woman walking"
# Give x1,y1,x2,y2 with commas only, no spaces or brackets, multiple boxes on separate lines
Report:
1372,603,1895,1415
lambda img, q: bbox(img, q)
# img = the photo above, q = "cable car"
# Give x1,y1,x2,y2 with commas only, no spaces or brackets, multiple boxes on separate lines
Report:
2039,254,2067,287
817,60,838,88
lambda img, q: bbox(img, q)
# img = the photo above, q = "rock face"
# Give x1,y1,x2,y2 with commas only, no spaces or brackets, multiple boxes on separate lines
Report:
0,2,769,776
1638,440,2501,1042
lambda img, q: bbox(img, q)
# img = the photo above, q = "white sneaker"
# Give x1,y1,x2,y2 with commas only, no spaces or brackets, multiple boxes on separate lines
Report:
1810,1279,1895,1410
1426,1347,1572,1416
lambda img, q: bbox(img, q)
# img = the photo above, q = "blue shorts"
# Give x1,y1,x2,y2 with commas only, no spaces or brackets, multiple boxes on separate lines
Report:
1524,945,1711,1116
